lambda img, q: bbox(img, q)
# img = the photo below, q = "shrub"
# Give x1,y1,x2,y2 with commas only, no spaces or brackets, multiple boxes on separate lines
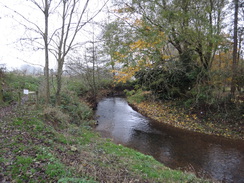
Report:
51,90,93,125
127,89,145,103
3,91,15,104
43,106,70,128
134,64,201,99
99,78,113,89
124,89,135,96
65,79,88,96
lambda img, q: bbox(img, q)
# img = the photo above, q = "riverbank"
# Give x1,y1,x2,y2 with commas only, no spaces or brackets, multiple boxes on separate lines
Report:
127,99,244,140
0,104,209,182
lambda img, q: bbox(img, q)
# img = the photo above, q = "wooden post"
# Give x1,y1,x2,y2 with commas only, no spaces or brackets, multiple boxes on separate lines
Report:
35,91,39,108
0,89,3,104
18,90,21,107
0,76,3,104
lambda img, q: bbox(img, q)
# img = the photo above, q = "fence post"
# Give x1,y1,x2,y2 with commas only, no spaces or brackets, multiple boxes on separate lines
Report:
18,90,21,107
0,89,3,104
35,91,39,108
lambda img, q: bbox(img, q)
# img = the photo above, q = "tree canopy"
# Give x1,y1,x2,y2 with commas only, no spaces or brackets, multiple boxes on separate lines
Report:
102,0,244,101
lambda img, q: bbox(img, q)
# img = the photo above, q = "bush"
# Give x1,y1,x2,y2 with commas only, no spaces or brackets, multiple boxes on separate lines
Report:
124,89,135,96
43,106,70,128
65,79,88,96
126,89,146,103
99,78,113,89
3,91,15,104
51,90,93,125
134,63,201,99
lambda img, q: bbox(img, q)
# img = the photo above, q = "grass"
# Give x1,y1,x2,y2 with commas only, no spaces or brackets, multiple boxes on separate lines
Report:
0,104,210,183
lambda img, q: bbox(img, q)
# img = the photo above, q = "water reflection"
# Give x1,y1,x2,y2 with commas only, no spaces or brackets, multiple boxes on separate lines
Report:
96,97,244,183
204,146,243,182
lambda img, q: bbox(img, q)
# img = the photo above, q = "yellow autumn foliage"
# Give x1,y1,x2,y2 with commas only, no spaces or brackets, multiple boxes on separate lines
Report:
212,51,233,71
110,18,169,84
134,19,143,27
129,39,164,51
111,66,139,83
129,39,147,50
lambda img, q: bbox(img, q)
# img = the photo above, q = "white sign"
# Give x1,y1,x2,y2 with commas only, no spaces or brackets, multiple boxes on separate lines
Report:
23,89,29,95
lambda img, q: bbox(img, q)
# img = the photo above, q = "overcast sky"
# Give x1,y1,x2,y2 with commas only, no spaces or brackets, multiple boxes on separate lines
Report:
0,0,110,70
0,1,243,70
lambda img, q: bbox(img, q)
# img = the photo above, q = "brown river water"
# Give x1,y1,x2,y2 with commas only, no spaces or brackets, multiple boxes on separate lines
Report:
95,97,244,183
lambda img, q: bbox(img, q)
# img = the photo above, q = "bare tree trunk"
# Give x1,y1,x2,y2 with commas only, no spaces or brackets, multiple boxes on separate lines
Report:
92,32,97,103
231,0,239,96
54,0,88,106
44,0,50,105
0,68,3,104
53,0,108,106
0,81,3,104
56,57,64,106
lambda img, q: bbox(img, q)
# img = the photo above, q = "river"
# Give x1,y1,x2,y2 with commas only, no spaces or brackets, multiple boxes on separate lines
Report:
95,97,244,183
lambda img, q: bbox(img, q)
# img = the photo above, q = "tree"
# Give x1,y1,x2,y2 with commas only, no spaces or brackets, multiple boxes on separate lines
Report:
83,30,99,103
0,66,5,104
2,0,52,104
43,0,51,104
65,21,113,105
3,0,109,105
104,0,228,98
102,19,139,83
53,0,89,105
134,0,226,72
231,0,240,96
49,0,108,105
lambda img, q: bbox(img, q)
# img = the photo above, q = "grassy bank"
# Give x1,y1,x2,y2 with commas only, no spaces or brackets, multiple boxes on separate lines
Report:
0,103,209,183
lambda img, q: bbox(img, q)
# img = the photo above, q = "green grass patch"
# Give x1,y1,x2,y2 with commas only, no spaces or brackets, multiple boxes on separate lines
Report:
12,118,25,126
11,156,35,182
58,177,98,183
45,162,67,178
92,140,208,182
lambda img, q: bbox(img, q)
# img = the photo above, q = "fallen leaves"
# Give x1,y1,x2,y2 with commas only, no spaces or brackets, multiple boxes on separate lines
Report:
131,100,243,140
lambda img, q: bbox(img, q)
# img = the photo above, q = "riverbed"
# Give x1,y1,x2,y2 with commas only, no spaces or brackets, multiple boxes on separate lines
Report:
95,97,244,183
